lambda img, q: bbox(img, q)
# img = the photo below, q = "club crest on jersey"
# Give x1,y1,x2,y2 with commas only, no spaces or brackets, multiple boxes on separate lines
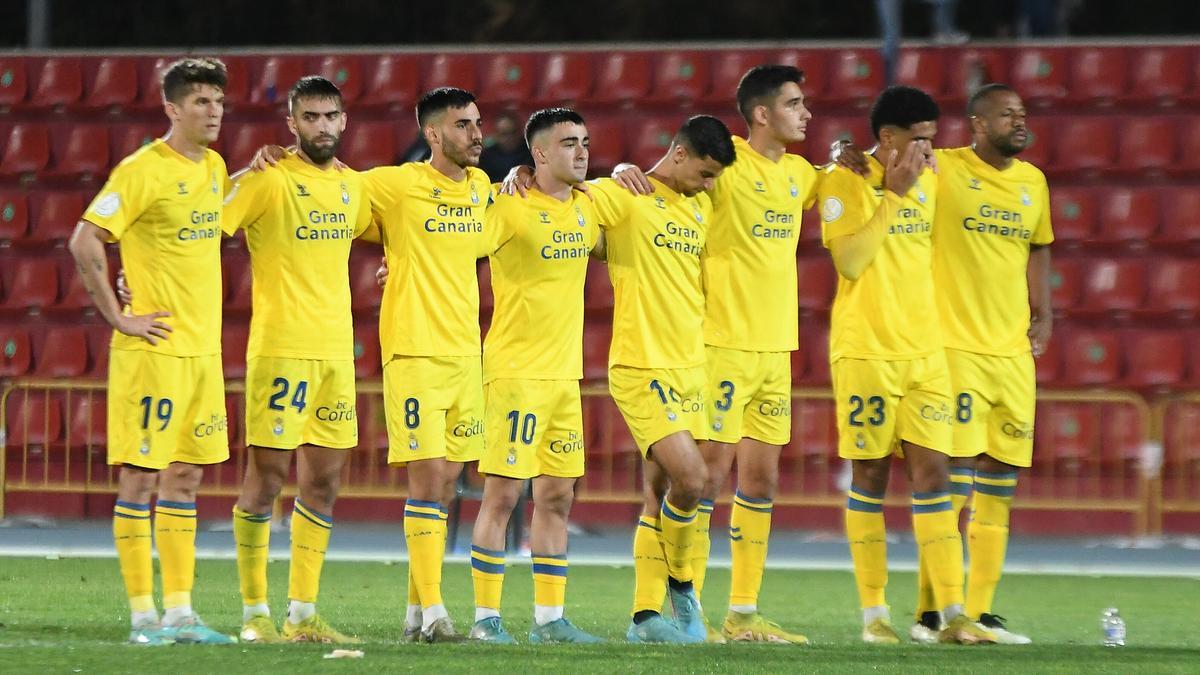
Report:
712,415,724,432
296,184,311,197
469,183,480,205
431,187,443,199
1020,186,1032,206
139,437,151,455
340,182,350,205
575,205,586,226
789,178,799,198
855,432,866,450
506,447,518,466
176,182,188,195
272,418,285,436
539,211,551,224
211,173,218,194
917,190,927,204
409,433,419,450
754,181,766,193
654,196,666,210
968,177,982,191
693,207,703,223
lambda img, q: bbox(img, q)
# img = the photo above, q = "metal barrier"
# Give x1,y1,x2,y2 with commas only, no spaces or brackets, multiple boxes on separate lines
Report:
1153,392,1200,532
0,378,1165,533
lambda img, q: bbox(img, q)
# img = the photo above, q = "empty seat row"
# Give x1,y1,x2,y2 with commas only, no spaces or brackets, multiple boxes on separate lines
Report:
1,46,1197,115
1050,257,1200,316
1037,328,1200,389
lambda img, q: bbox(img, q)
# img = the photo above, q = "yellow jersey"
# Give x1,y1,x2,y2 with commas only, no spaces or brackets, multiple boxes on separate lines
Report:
588,177,711,370
932,147,1054,356
818,157,941,361
364,162,492,361
83,139,228,357
221,153,374,361
704,136,819,352
482,188,600,382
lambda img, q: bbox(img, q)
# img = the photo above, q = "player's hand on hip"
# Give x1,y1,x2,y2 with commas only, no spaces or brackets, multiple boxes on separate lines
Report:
115,311,173,346
116,268,132,306
249,144,287,172
612,163,653,195
883,141,925,197
831,140,871,177
1028,312,1053,358
376,256,388,289
499,165,534,197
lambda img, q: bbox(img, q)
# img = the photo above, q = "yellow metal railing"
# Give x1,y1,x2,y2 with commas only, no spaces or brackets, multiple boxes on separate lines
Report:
1154,392,1200,528
0,378,1170,534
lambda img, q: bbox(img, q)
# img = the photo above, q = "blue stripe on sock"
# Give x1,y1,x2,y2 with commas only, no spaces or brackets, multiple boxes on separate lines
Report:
734,491,772,505
294,506,332,529
950,482,974,496
531,553,567,560
470,544,505,557
295,500,332,525
405,499,442,509
912,501,954,514
661,502,696,524
699,499,715,507
156,500,196,510
471,558,505,574
975,471,1019,481
115,501,150,511
114,512,150,519
974,483,1017,497
733,501,773,514
949,467,976,477
911,491,949,501
532,563,569,577
404,510,442,520
846,498,884,513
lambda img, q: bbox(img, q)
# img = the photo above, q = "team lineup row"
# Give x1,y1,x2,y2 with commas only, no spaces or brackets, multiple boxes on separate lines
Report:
65,55,1051,647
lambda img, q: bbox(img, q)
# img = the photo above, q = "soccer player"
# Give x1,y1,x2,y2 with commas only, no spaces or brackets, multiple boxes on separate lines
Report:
832,84,1051,645
815,86,993,645
222,76,374,645
67,57,235,646
465,108,603,645
589,116,735,644
611,64,816,644
364,87,491,643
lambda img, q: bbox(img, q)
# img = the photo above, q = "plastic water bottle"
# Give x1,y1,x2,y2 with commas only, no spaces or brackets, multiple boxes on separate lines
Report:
1101,608,1126,647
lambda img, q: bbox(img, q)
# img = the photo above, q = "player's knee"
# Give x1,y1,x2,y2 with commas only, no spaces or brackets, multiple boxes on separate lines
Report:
671,468,708,506
301,472,341,511
851,460,890,494
910,457,950,493
739,466,779,499
538,485,574,518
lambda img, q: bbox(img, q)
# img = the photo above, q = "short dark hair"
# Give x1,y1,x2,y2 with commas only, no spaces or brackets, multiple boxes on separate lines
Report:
675,115,736,166
161,57,227,103
735,64,805,125
524,107,586,147
869,86,941,140
416,87,477,128
288,75,343,114
967,83,1018,117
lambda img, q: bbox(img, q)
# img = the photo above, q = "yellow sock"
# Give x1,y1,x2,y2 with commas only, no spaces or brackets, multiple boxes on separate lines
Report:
691,499,713,601
532,554,568,609
154,500,197,611
730,491,772,608
967,471,1017,618
845,486,888,609
404,499,446,609
911,491,965,611
289,500,332,604
917,468,973,618
632,516,668,614
470,545,505,611
659,499,698,583
232,506,271,606
113,501,155,614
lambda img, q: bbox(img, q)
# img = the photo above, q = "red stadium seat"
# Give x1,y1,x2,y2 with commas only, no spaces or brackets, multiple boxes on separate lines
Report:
342,121,397,170
1049,186,1097,244
1034,335,1062,385
706,50,767,104
1068,47,1128,105
796,256,835,312
629,115,678,170
581,115,626,175
83,57,138,109
802,116,872,159
316,55,363,102
353,325,380,378
1117,117,1176,174
250,56,306,107
801,326,830,385
479,53,535,105
1122,330,1185,388
1048,258,1084,312
936,116,970,149
27,190,85,245
584,260,613,313
0,326,32,376
224,124,286,172
1052,117,1115,174
477,260,493,312
1061,329,1120,385
33,327,89,377
828,49,884,105
221,323,248,378
1098,403,1144,470
1145,259,1200,314
1082,258,1145,313
49,124,110,179
536,52,594,105
1175,117,1200,175
649,51,710,105
67,396,107,447
775,49,829,99
1010,48,1068,104
5,394,63,446
1127,47,1192,105
0,123,51,177
1015,117,1052,169
425,54,477,92
110,123,163,162
790,399,838,462
0,57,29,108
1163,402,1200,471
945,48,1009,101
1034,402,1099,463
2,258,59,311
1156,187,1200,245
350,256,383,311
896,49,946,97
85,325,111,377
360,55,420,110
54,269,94,313
1099,188,1160,243
0,191,30,242
1190,331,1200,386
137,57,176,109
31,57,83,108
582,322,611,382
225,259,253,311
593,52,651,105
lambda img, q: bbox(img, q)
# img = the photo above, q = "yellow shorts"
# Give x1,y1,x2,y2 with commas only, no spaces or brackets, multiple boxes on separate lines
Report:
608,364,709,457
244,356,357,450
384,355,484,465
946,348,1036,468
479,379,585,480
107,349,229,470
705,346,792,445
832,352,956,460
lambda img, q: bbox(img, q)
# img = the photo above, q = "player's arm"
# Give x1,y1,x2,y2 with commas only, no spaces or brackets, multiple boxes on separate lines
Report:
611,162,653,195
1027,244,1053,357
68,221,171,345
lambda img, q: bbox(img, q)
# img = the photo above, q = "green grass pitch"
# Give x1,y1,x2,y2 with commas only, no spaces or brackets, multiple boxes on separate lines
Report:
0,558,1196,673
